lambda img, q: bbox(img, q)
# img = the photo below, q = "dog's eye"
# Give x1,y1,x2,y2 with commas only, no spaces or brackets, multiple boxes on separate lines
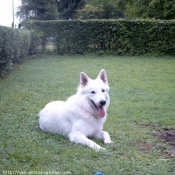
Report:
91,91,96,94
102,89,105,92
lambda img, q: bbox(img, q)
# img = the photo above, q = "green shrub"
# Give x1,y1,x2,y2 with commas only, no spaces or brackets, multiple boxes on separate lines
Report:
26,19,175,56
0,26,31,77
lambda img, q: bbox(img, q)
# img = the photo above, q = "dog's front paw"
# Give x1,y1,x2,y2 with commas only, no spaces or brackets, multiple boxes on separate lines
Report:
93,144,106,151
103,131,112,144
104,139,113,144
95,146,106,152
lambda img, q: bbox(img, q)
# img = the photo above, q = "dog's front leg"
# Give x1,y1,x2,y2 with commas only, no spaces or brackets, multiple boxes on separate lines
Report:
94,131,112,144
69,132,106,151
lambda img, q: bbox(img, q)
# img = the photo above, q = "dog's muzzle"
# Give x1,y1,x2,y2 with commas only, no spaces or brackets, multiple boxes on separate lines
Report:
99,100,106,106
91,100,106,118
91,100,106,111
91,100,98,111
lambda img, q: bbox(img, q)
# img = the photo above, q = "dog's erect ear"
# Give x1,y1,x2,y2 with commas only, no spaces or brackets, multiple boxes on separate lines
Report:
80,72,89,87
98,69,108,84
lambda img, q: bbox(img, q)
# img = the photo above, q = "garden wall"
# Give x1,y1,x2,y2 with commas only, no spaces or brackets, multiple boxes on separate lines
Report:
27,19,175,55
0,26,31,77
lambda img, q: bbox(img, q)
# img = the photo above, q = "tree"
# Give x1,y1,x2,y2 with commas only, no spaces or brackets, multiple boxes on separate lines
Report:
77,4,105,19
17,0,58,23
77,0,125,19
56,0,84,19
124,0,175,20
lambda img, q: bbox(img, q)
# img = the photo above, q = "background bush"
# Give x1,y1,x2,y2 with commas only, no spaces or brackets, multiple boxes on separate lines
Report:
1,19,175,77
0,26,31,77
26,19,175,56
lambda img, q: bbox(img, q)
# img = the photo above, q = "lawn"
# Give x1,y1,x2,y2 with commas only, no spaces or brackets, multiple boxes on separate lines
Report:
0,55,175,175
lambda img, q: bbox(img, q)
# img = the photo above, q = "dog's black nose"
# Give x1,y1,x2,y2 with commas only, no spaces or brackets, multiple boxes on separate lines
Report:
99,100,106,106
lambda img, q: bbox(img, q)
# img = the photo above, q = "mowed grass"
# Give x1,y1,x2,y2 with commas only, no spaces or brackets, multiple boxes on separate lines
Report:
0,55,175,174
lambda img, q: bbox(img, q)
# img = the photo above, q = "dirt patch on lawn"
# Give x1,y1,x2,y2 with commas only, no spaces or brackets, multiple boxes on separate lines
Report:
130,141,175,158
153,128,175,145
131,123,175,158
130,141,156,153
138,123,175,145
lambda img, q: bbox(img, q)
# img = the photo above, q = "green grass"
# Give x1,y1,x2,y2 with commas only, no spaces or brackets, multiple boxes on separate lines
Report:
0,55,175,175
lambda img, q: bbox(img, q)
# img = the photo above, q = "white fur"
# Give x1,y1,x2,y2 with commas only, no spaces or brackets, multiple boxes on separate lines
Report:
38,69,112,151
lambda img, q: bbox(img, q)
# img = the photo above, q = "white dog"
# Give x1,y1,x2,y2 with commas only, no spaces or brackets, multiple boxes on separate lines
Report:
39,69,112,151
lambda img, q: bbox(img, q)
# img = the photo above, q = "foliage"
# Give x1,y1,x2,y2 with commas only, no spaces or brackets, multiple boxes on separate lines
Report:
26,19,175,56
124,0,175,20
77,4,105,19
77,0,124,19
17,0,58,23
17,0,175,21
57,0,84,19
0,26,31,77
0,55,175,174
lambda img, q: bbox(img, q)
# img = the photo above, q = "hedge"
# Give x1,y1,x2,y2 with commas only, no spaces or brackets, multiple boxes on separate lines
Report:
0,26,31,77
26,19,175,55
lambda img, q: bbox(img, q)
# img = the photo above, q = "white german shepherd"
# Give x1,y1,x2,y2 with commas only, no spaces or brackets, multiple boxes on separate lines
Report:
39,69,112,151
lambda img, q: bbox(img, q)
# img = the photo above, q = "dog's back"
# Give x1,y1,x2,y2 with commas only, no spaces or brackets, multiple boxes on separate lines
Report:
39,101,72,135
